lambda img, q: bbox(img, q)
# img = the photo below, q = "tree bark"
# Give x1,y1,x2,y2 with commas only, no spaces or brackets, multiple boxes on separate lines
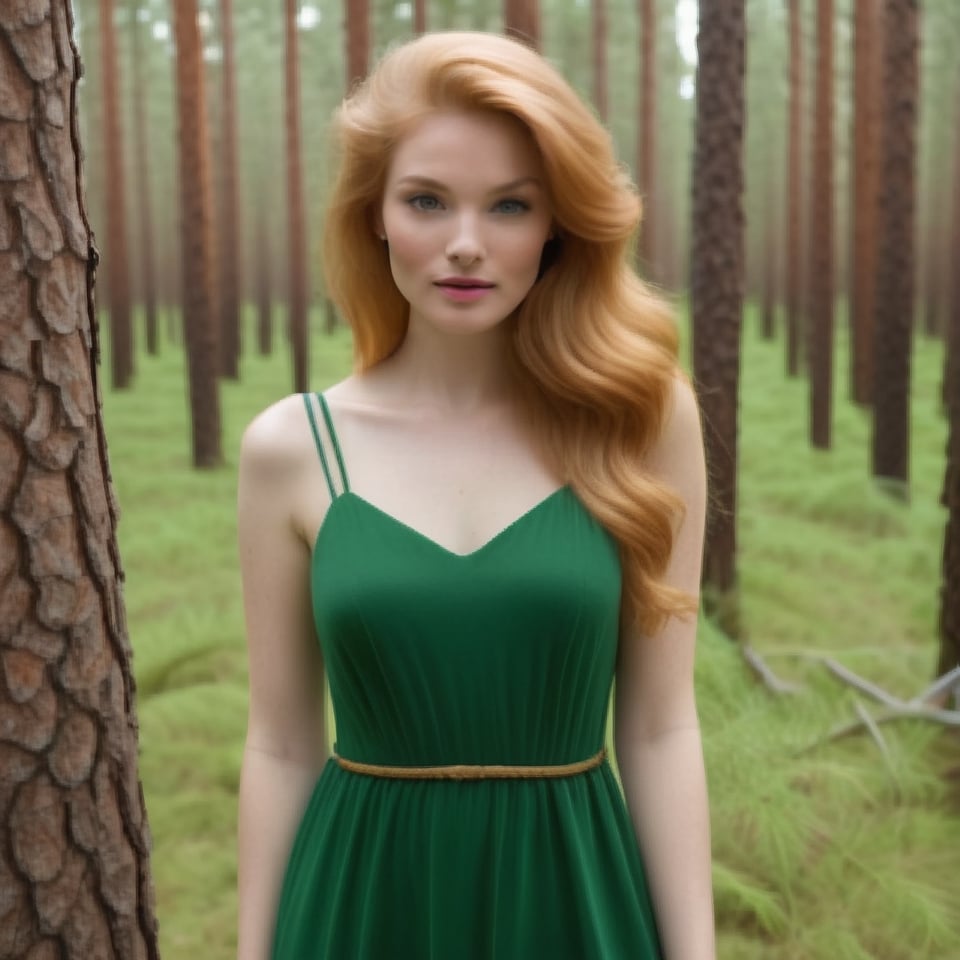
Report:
172,0,223,467
255,193,273,356
413,0,427,34
785,0,804,377
98,0,134,388
850,0,882,405
940,66,960,679
808,0,835,450
691,0,746,638
871,0,918,490
129,0,158,357
218,0,241,379
286,0,309,392
504,0,540,50
592,0,608,122
0,2,160,956
345,0,370,91
636,0,656,276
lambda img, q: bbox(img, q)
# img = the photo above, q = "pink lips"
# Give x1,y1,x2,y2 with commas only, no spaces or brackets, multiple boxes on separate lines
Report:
434,278,494,303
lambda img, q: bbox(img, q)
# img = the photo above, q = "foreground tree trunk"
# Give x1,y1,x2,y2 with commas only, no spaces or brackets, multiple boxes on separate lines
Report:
871,0,919,491
691,0,746,638
785,0,804,377
0,2,160,956
808,0,835,450
173,0,223,466
286,0,309,392
850,0,882,405
98,0,134,387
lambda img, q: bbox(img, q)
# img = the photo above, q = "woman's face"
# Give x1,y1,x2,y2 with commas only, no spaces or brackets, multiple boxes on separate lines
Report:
379,109,554,338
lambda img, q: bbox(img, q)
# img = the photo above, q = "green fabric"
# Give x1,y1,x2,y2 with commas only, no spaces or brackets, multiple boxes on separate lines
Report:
272,403,663,958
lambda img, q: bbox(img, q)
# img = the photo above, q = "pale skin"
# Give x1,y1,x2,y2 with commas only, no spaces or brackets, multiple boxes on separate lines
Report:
237,110,714,959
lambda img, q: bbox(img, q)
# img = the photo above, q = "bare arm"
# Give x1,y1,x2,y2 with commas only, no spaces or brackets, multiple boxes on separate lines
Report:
236,398,328,960
614,378,715,960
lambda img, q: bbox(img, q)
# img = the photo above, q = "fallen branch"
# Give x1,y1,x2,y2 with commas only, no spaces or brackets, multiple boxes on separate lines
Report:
740,643,804,695
912,666,960,707
821,657,905,710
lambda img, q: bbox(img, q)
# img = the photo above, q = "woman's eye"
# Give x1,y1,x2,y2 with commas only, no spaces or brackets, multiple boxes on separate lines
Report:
494,198,530,215
408,194,442,211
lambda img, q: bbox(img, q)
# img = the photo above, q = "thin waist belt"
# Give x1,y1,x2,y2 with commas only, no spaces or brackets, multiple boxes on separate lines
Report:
333,747,606,781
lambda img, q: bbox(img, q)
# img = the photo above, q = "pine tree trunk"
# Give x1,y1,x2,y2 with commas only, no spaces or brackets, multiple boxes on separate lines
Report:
345,0,370,90
871,0,919,491
636,0,656,276
592,0,608,122
98,0,134,388
808,0,835,450
286,0,309,392
129,2,158,357
0,3,160,955
173,0,223,467
691,0,746,638
785,0,804,378
850,0,882,405
940,67,960,679
504,0,540,49
219,0,241,379
255,195,273,356
413,0,427,33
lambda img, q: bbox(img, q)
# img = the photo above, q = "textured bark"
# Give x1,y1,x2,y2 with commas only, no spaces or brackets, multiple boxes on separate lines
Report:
850,0,882,405
504,0,540,49
808,0,834,450
97,0,133,388
0,1,160,956
218,0,241,379
785,0,804,377
871,0,918,490
691,0,746,637
345,0,369,91
592,0,608,122
286,0,309,393
172,0,223,467
128,4,157,357
636,0,656,275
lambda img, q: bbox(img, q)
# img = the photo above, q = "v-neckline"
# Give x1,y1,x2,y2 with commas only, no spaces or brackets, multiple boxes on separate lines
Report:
314,485,571,560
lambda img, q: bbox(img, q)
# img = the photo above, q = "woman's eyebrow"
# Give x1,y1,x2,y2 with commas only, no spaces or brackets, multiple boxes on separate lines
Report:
393,175,543,192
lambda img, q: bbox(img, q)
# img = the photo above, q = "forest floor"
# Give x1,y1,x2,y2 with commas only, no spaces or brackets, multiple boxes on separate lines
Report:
101,305,958,959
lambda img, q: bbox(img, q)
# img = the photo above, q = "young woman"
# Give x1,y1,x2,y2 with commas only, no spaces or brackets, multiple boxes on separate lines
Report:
237,31,714,960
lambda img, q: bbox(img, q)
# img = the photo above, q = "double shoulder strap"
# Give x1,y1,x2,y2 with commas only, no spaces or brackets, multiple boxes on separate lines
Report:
302,392,350,500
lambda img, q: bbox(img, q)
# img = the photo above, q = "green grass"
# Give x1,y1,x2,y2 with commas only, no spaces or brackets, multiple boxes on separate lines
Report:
101,305,958,959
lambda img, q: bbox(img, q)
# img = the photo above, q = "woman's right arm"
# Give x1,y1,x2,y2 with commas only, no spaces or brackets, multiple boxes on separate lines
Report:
236,400,328,960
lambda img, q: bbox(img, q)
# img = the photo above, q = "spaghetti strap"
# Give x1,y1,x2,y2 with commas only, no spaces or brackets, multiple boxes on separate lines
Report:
302,393,350,500
317,394,351,493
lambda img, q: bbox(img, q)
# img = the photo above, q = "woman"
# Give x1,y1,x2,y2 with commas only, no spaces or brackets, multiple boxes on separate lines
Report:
237,31,714,960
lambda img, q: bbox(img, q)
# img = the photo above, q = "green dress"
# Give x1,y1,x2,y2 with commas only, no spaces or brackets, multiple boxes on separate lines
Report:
272,393,663,959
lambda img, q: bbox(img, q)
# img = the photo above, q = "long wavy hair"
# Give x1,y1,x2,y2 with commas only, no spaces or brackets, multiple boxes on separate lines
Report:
323,32,695,634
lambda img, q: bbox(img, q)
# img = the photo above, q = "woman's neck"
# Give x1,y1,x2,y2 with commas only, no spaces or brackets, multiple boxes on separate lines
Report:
380,320,517,415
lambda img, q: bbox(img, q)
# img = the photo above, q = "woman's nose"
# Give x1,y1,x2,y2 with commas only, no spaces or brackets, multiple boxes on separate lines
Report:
445,214,485,264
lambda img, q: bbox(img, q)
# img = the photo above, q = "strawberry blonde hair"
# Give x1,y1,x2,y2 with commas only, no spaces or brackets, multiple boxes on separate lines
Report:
323,32,694,634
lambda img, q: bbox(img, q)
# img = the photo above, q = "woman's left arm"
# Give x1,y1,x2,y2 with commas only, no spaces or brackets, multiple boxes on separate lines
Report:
615,376,716,960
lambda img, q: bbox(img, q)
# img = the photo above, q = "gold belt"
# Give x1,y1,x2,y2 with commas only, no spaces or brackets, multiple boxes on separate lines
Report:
333,747,606,781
